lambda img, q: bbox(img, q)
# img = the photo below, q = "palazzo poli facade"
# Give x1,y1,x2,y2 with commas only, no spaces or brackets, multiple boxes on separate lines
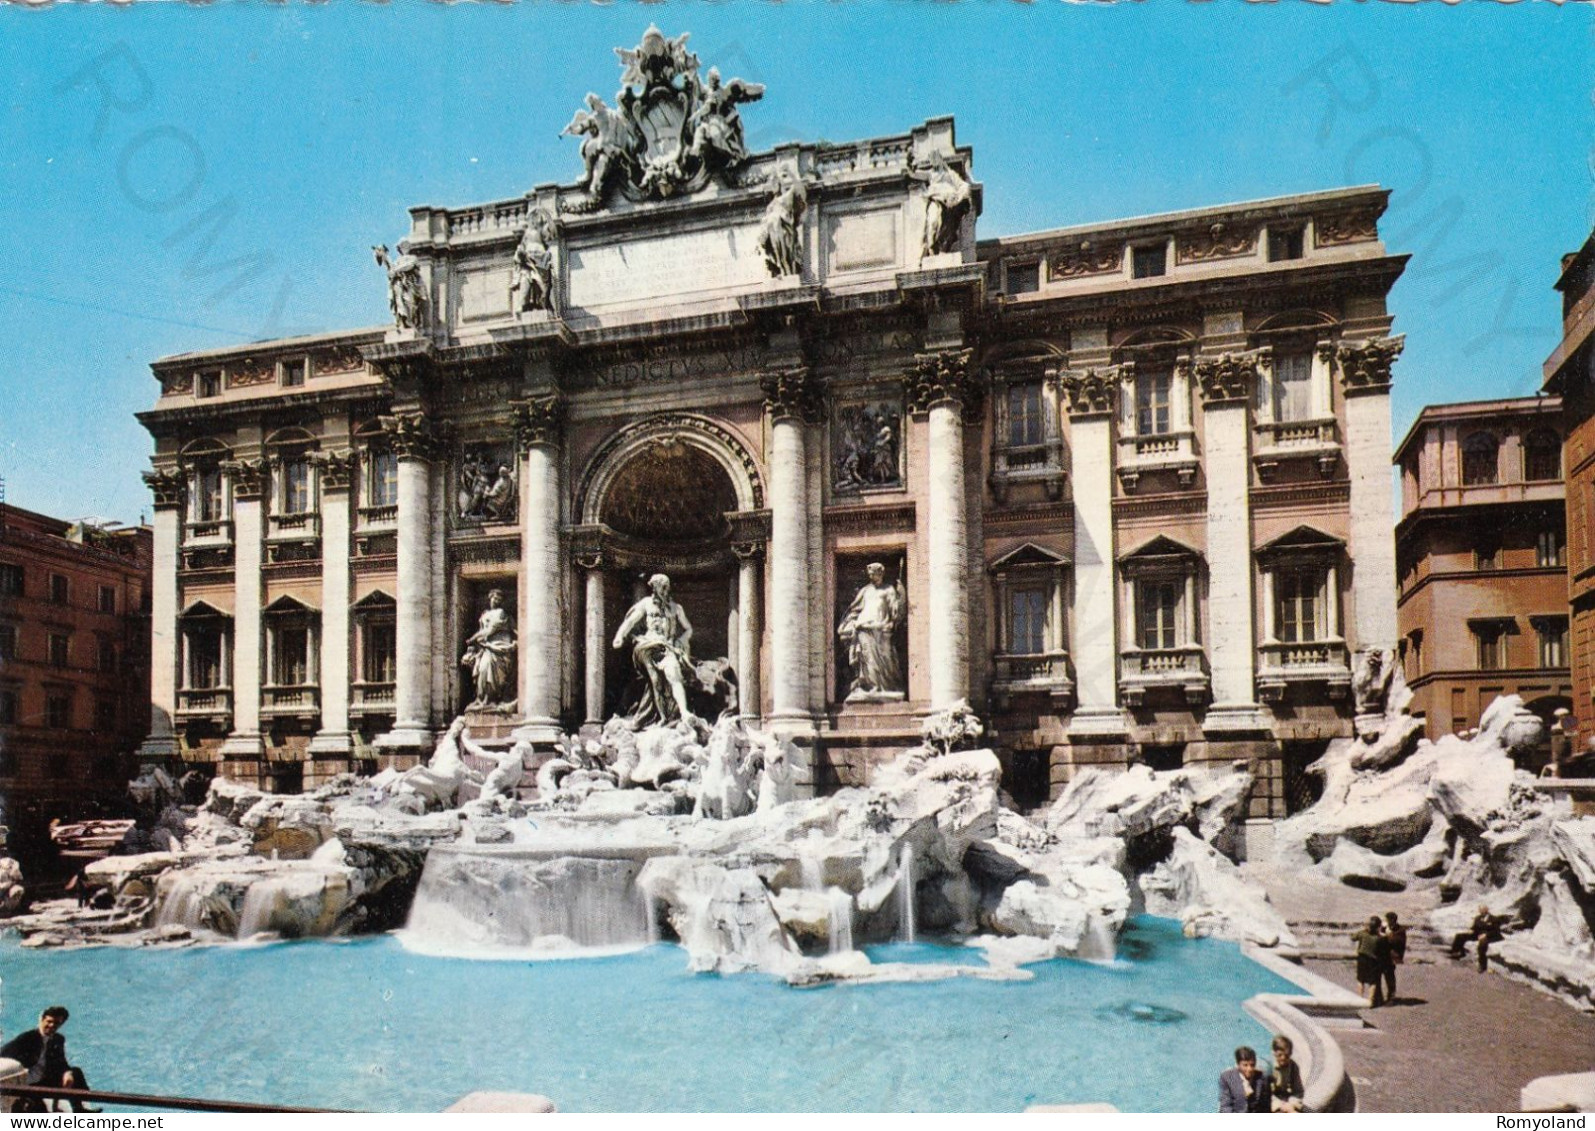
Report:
137,31,1406,816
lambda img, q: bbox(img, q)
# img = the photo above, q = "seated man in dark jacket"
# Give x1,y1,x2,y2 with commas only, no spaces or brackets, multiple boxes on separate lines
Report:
0,1006,92,1112
1219,1045,1272,1113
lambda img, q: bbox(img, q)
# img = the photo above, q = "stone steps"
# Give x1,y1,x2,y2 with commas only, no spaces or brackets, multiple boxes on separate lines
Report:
1287,917,1448,960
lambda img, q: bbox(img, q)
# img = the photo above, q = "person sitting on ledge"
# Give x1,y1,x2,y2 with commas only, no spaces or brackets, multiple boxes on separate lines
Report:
1219,1045,1272,1113
0,1006,96,1113
1449,905,1506,972
1268,1035,1306,1113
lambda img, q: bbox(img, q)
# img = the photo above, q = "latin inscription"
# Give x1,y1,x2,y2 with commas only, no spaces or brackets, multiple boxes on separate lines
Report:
566,225,766,308
582,346,769,389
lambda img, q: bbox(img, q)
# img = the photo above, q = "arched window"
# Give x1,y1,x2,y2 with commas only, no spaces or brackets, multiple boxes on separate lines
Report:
1524,428,1561,482
1462,432,1499,486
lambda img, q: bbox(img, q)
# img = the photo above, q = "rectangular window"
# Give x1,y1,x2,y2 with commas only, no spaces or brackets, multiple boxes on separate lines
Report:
1007,382,1046,448
98,585,116,614
1475,627,1504,672
1008,586,1049,656
49,574,68,605
47,633,69,668
1476,544,1500,571
188,626,225,690
1272,352,1315,422
98,637,116,674
0,624,15,660
94,698,117,733
1137,579,1180,650
1277,570,1322,643
193,467,225,523
45,693,71,729
280,358,308,388
0,688,16,726
196,371,222,398
0,563,22,597
1006,262,1039,295
362,620,397,684
1136,369,1172,436
1268,227,1305,262
369,452,399,508
1539,620,1569,668
1132,244,1167,279
271,624,311,686
281,460,313,515
1537,528,1566,569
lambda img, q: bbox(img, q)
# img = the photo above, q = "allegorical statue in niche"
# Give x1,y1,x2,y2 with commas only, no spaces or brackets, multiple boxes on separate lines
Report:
684,67,765,170
561,92,640,201
757,172,808,279
837,562,906,701
907,154,973,258
511,213,556,314
612,573,696,728
372,244,426,331
461,589,517,710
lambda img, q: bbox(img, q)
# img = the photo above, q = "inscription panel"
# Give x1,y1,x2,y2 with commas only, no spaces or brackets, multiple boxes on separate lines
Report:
457,267,512,323
827,208,901,273
567,225,766,308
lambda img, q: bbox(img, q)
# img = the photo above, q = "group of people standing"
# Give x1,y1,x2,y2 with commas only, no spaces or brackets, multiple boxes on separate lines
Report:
1350,911,1409,1007
1219,1035,1307,1113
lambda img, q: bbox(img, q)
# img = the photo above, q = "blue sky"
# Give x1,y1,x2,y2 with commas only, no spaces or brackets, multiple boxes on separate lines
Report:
0,2,1590,525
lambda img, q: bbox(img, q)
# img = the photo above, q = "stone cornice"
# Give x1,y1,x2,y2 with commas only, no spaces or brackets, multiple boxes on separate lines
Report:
907,349,981,419
1055,364,1129,418
762,366,825,425
136,384,391,437
317,449,357,492
1113,492,1209,520
1336,335,1403,396
821,500,917,533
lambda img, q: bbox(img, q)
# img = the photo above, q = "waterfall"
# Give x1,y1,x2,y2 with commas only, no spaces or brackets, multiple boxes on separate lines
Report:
153,873,206,931
643,889,661,946
404,848,655,956
1077,915,1118,963
237,882,279,937
799,829,825,892
827,887,854,955
897,845,916,944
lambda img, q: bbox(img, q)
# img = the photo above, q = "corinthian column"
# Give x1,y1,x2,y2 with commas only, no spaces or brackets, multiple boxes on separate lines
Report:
378,413,436,752
1057,366,1128,740
309,450,355,770
734,541,764,719
762,367,823,731
220,458,266,769
911,349,979,708
580,554,606,725
139,469,183,764
514,393,565,743
1338,337,1403,652
1195,351,1268,736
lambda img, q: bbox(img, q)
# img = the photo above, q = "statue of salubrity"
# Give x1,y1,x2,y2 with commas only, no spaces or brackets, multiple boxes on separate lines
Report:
837,562,907,701
461,588,516,711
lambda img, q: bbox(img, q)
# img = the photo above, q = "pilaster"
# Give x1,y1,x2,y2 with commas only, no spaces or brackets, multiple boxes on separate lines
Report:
309,449,355,767
1338,336,1403,651
138,470,183,764
220,457,266,766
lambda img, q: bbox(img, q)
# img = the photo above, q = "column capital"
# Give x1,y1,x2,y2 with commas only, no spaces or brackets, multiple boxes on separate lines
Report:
1194,349,1267,406
1055,364,1128,418
512,393,565,451
317,449,356,492
1335,335,1403,396
908,348,981,419
142,468,184,510
222,457,267,500
761,366,825,425
380,411,441,461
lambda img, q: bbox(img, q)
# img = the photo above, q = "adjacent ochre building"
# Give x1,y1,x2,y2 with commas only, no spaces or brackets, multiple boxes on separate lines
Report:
1394,397,1570,748
0,505,152,849
136,31,1406,815
1546,229,1595,734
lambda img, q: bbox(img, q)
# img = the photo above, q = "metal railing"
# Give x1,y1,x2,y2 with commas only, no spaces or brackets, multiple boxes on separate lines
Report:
1,1082,348,1114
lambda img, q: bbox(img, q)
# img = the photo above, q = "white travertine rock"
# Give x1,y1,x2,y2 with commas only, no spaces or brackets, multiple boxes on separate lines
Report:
1046,762,1254,862
1479,694,1546,759
1141,828,1296,948
638,856,799,975
1550,818,1595,892
1529,869,1595,960
240,796,336,859
152,856,358,939
443,1092,557,1113
0,857,23,915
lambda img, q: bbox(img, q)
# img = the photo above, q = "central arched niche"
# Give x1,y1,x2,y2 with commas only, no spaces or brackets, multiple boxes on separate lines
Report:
596,436,740,719
599,438,738,544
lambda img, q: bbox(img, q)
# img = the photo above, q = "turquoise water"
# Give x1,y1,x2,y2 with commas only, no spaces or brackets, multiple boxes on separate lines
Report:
0,917,1295,1112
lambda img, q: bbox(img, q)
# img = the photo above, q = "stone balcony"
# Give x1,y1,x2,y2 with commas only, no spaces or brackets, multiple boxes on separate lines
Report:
357,504,398,531
989,441,1067,503
1119,645,1210,706
183,519,233,546
262,684,321,720
1256,639,1352,702
350,681,396,717
1115,430,1199,492
176,686,232,724
1253,416,1340,480
990,650,1074,708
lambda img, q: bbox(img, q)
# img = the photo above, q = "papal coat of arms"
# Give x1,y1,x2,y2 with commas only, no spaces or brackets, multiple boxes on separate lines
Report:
561,26,765,210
